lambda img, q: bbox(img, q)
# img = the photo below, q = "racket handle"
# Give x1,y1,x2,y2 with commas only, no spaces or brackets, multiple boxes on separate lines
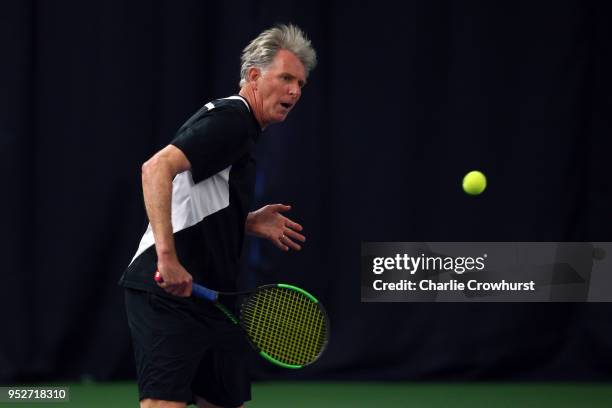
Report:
192,284,218,301
154,271,218,301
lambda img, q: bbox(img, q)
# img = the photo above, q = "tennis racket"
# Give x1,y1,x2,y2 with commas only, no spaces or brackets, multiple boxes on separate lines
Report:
154,272,329,369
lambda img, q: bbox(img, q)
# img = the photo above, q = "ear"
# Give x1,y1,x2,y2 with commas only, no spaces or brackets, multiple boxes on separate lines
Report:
246,67,262,84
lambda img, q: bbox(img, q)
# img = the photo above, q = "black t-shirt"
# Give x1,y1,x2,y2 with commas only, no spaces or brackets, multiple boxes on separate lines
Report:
119,96,261,295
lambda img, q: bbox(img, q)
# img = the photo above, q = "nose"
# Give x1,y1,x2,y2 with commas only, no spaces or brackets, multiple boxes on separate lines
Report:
289,84,300,99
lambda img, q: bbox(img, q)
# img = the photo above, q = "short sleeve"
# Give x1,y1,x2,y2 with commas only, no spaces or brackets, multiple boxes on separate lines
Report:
171,107,249,183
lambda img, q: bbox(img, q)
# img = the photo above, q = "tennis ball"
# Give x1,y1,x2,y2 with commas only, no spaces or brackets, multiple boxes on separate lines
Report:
462,170,487,195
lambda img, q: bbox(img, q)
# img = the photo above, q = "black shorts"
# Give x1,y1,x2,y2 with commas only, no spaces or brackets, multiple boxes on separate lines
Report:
124,288,251,407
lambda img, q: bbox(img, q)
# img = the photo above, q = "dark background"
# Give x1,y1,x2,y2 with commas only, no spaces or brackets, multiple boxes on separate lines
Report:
2,0,611,383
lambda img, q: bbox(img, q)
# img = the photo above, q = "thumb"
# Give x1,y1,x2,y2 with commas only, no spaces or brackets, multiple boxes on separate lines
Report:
270,203,291,212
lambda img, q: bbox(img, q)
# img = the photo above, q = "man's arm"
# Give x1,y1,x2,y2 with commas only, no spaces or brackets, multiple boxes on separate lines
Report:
141,145,193,297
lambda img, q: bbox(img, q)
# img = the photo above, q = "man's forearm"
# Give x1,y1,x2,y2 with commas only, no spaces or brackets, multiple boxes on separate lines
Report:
141,158,177,263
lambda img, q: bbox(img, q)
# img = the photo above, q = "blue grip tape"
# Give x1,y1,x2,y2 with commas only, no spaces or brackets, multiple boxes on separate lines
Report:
192,284,218,301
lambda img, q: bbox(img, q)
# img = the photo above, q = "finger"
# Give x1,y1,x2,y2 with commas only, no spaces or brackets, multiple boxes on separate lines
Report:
284,219,303,232
181,278,193,297
270,203,291,213
160,284,178,295
280,234,301,251
157,280,181,296
172,283,187,297
165,278,190,297
274,237,289,251
156,277,173,291
284,237,302,251
284,228,306,243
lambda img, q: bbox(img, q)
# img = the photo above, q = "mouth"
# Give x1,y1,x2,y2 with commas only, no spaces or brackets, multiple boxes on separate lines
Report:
280,102,293,111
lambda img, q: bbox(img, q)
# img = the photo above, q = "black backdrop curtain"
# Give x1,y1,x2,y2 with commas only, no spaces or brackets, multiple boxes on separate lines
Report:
2,1,611,382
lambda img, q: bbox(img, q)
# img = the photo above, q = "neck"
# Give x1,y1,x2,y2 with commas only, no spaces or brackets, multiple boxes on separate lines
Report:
239,85,266,129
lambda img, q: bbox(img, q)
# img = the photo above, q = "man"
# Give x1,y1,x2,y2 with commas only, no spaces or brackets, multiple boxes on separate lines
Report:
119,24,317,408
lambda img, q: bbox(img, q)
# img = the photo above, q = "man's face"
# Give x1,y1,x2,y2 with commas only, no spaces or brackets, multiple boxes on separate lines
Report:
255,49,306,127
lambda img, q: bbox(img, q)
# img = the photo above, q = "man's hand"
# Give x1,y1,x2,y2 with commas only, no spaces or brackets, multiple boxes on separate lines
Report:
155,258,193,297
246,204,306,251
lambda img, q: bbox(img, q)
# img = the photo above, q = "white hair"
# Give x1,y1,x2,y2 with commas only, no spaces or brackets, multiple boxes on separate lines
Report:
239,24,317,88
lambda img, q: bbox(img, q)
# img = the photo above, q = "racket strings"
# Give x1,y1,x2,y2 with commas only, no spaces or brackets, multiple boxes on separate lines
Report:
241,287,327,366
259,290,324,365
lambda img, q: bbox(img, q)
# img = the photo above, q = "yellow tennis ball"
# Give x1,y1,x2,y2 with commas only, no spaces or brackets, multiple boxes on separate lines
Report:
463,170,487,195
